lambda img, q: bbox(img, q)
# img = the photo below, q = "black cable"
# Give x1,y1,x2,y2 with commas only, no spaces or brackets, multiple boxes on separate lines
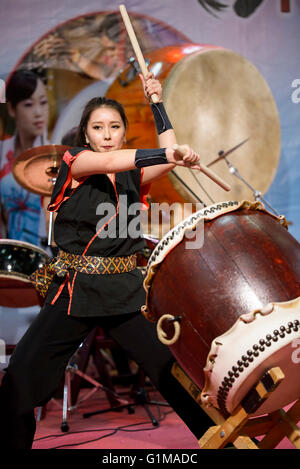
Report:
34,409,174,449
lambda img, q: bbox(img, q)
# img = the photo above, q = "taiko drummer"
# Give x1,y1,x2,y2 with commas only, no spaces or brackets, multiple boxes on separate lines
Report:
0,72,214,449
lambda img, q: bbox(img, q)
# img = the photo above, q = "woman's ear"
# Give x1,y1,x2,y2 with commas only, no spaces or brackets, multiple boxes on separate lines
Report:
84,132,89,145
7,102,15,119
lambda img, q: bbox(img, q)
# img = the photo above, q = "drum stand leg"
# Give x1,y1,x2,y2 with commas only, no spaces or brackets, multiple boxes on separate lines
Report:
171,362,300,449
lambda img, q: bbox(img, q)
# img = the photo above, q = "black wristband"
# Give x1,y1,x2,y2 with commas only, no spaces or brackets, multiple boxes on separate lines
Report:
135,148,168,168
151,102,173,135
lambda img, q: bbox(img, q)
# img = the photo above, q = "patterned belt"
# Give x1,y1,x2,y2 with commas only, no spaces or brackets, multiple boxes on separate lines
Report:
30,250,137,298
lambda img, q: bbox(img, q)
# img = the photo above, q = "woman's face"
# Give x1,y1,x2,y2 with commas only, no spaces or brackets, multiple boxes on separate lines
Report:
85,106,126,153
9,78,48,139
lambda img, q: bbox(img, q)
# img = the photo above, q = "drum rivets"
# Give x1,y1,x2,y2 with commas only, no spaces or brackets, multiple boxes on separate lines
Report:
214,317,300,418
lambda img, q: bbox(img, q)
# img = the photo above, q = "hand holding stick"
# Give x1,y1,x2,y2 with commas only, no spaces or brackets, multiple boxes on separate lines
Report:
173,144,231,192
119,4,159,103
119,4,230,192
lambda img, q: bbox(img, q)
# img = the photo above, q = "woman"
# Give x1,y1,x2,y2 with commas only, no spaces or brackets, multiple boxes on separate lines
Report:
0,73,213,449
0,70,49,245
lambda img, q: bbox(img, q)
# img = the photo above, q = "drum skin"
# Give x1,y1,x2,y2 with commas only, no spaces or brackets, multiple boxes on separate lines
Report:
146,208,300,391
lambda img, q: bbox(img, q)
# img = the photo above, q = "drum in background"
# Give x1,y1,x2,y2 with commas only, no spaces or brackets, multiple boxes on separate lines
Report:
0,239,49,308
143,201,300,417
106,44,280,207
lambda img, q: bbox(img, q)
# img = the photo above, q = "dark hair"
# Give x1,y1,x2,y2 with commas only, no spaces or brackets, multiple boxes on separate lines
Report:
98,13,122,43
61,126,78,146
6,70,45,108
75,97,128,147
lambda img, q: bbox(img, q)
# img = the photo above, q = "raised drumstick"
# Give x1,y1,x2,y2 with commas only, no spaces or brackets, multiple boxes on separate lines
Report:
119,4,159,103
173,144,231,192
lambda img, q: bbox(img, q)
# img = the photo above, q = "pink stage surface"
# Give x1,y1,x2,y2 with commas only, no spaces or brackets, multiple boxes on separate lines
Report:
31,387,296,450
0,371,297,449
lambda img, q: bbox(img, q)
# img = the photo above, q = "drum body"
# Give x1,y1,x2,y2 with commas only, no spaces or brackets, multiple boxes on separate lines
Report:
143,201,300,416
107,44,280,206
0,239,49,307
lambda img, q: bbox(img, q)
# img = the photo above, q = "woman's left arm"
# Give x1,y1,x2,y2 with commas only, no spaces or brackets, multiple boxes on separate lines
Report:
139,74,176,185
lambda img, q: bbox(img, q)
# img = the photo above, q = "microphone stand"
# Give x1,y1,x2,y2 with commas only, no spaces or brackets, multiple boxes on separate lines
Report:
222,154,281,217
47,177,56,246
45,161,59,246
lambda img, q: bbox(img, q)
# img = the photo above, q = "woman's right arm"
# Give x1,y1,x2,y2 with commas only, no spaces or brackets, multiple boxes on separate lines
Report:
71,149,136,179
71,147,201,180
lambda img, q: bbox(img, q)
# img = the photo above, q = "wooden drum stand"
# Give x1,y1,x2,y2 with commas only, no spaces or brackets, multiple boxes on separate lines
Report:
172,362,300,449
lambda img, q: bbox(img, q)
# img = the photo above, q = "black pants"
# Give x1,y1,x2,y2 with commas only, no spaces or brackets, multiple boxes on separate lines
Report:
0,294,213,449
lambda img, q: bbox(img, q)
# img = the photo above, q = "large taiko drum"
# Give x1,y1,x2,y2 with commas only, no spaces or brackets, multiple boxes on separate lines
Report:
106,44,281,207
0,239,49,307
143,201,300,417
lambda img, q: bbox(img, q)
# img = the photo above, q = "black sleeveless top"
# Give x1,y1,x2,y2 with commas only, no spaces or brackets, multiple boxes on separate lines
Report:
46,147,149,317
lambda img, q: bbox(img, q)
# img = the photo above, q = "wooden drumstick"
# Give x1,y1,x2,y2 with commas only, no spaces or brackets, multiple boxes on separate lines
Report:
119,4,159,104
173,144,231,192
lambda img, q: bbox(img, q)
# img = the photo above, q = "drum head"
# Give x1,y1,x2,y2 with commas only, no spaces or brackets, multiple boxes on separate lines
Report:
163,48,281,205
